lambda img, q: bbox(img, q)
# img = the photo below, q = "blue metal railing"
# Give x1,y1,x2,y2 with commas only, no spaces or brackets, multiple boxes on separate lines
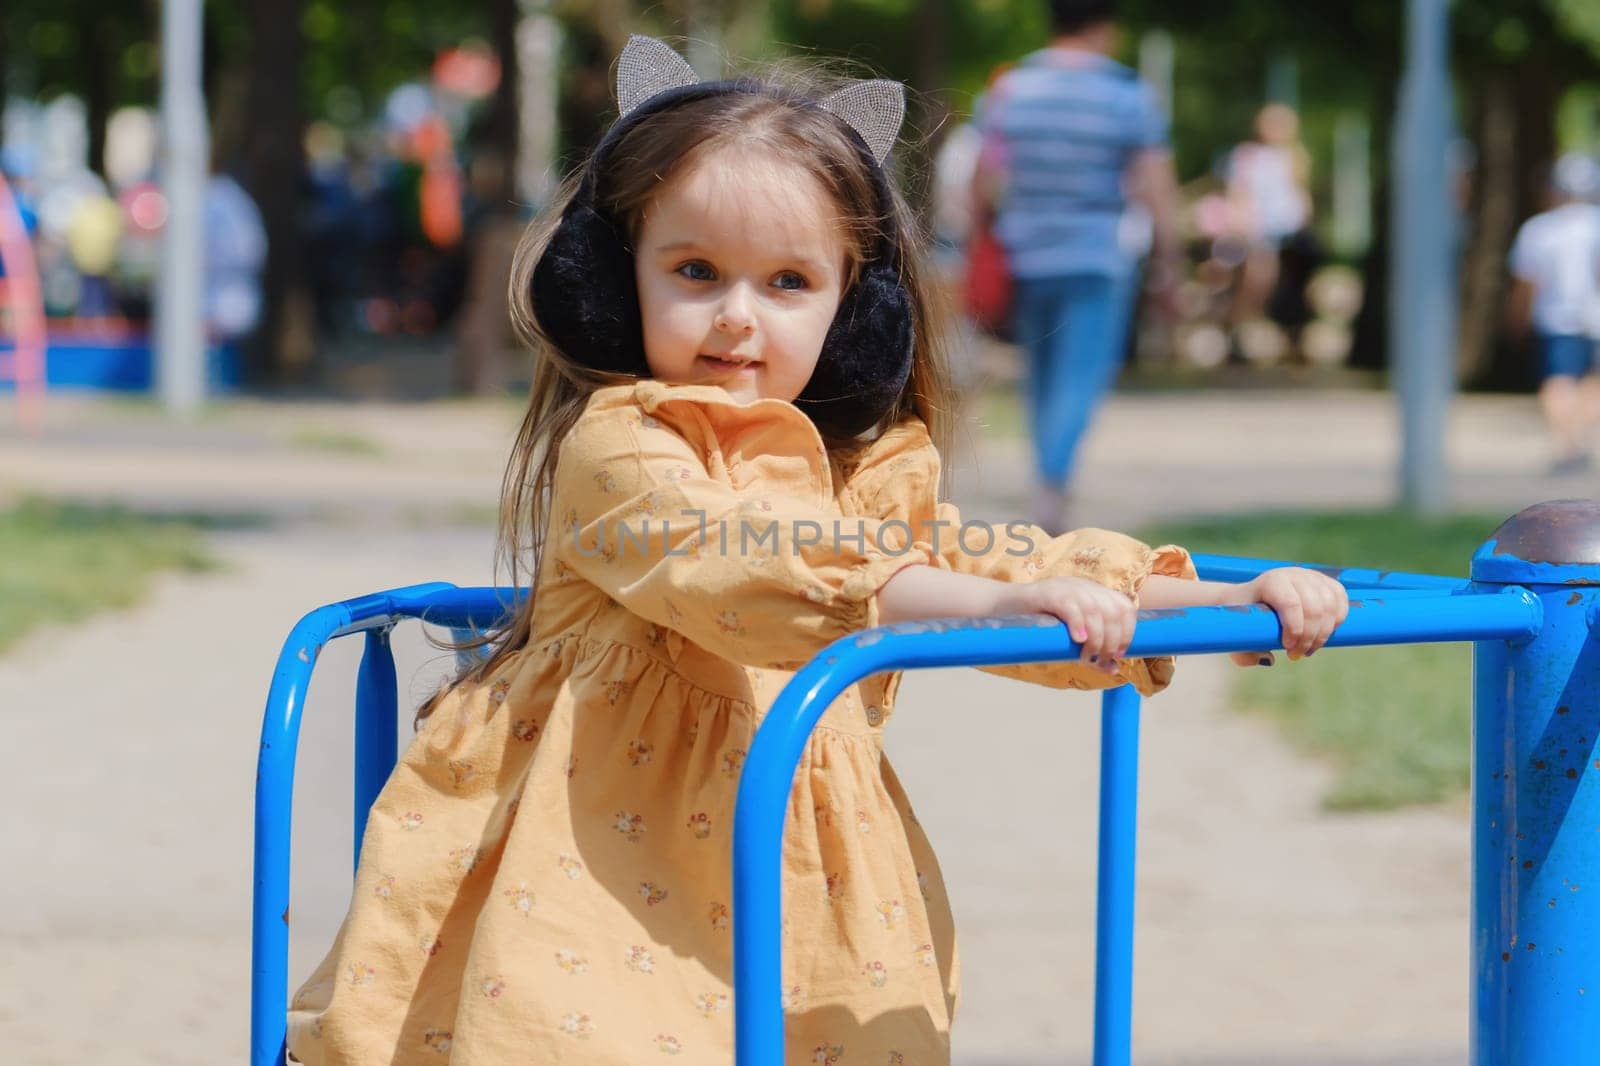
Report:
252,503,1600,1065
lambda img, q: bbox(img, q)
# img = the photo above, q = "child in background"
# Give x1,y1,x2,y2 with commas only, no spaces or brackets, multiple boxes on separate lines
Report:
1508,152,1600,475
286,35,1347,1065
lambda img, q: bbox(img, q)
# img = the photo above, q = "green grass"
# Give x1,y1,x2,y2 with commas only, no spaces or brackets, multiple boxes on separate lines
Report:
1137,509,1511,811
287,428,385,456
0,498,220,651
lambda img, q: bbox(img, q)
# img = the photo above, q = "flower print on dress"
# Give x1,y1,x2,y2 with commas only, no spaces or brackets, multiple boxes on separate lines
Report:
554,949,589,975
888,1052,906,1065
419,933,443,958
511,717,541,741
864,703,884,727
708,902,730,931
560,1012,595,1037
488,678,511,703
855,810,873,835
863,960,888,987
605,680,634,705
593,470,617,494
373,874,396,901
656,1033,683,1054
624,945,656,974
557,853,585,880
447,760,476,789
627,739,653,766
614,811,646,842
721,748,747,779
449,844,480,874
812,1045,844,1065
421,1029,452,1053
480,974,506,999
398,810,425,831
639,881,668,907
1072,545,1107,573
344,962,377,988
645,622,668,649
780,984,804,1011
686,811,712,839
715,609,744,637
875,899,903,930
915,942,937,968
917,871,930,899
824,872,846,906
504,881,535,916
695,992,729,1018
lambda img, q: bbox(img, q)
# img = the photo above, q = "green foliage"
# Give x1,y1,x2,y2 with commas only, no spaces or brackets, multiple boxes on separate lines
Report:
1138,508,1507,810
770,0,1049,110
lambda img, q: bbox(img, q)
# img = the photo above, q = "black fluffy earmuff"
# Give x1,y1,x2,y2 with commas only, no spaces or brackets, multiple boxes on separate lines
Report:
530,65,914,440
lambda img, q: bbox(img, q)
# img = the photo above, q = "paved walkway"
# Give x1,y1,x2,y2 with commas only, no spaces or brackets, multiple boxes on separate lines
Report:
0,387,1587,1064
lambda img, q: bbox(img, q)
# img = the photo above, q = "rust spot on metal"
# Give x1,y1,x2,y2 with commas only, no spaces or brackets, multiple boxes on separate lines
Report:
1558,705,1571,715
1502,952,1511,961
1535,761,1548,770
1570,593,1584,606
1569,769,1580,780
1529,942,1537,950
283,906,291,924
1525,861,1535,869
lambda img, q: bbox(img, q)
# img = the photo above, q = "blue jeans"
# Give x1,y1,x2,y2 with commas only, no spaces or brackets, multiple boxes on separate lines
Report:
1012,273,1135,488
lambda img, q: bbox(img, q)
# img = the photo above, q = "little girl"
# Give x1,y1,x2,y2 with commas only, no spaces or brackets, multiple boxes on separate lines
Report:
286,36,1347,1065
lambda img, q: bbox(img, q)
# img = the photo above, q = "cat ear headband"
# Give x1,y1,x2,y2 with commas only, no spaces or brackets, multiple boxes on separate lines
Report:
530,34,916,440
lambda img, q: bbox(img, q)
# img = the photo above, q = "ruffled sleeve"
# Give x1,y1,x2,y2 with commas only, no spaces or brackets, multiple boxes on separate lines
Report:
840,417,1198,696
552,383,936,670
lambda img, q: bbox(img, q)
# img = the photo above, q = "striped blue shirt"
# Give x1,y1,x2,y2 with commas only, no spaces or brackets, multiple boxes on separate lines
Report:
978,47,1168,279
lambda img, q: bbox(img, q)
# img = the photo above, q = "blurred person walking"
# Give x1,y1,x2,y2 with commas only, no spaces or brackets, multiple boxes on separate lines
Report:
1507,152,1600,475
975,0,1182,534
1225,103,1313,333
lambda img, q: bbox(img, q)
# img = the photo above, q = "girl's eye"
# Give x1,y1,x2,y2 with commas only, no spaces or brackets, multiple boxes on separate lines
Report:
676,262,716,282
772,271,808,292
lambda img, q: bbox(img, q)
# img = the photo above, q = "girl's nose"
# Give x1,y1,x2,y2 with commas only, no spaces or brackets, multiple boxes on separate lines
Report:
714,285,757,336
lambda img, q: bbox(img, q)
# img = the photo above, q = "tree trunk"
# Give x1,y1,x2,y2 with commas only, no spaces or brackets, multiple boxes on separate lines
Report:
81,15,113,176
488,0,520,206
1455,69,1517,386
905,0,949,223
241,0,308,383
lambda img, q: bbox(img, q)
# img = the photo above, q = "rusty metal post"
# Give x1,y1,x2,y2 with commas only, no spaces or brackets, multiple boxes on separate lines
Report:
1471,499,1600,1061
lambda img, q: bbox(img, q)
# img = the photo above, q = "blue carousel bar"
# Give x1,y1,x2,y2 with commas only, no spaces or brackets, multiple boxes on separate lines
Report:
252,500,1600,1066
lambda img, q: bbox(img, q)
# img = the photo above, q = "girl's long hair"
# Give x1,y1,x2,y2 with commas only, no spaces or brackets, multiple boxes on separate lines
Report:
421,63,955,720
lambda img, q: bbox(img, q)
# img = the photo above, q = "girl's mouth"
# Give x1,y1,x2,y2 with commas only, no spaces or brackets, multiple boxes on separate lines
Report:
699,355,759,373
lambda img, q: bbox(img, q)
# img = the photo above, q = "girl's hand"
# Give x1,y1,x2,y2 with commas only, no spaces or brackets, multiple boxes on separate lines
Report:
1227,567,1349,667
1000,575,1137,675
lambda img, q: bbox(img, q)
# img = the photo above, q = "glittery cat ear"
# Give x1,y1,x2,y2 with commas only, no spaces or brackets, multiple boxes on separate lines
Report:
820,80,906,164
616,35,701,118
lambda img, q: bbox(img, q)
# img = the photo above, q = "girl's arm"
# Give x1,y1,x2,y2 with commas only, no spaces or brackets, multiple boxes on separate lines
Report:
1141,569,1348,661
878,566,1349,670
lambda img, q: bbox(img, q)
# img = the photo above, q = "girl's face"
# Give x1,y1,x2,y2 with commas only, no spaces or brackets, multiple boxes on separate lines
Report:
633,146,851,406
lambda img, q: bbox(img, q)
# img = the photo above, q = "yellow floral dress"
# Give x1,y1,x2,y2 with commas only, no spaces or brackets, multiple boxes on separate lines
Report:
286,381,1195,1065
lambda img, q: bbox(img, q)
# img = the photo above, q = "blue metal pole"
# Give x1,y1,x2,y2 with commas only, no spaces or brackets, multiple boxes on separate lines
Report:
733,591,1540,1062
1189,552,1465,592
354,627,398,873
252,605,345,1066
1471,501,1600,1062
1094,685,1141,1066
